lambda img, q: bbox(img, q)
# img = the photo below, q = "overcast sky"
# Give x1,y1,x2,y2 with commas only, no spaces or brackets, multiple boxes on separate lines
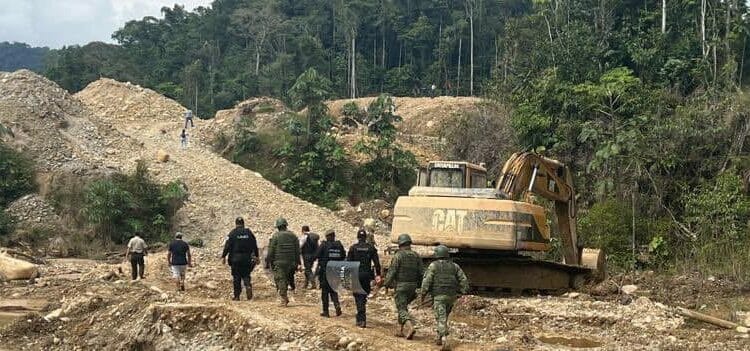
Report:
0,0,214,49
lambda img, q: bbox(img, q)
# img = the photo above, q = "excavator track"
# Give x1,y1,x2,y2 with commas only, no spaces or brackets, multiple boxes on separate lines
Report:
382,246,601,293
450,255,591,292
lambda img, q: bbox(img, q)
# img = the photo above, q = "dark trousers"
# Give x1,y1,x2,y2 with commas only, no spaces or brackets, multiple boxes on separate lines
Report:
354,273,372,324
320,274,340,313
231,263,252,298
129,253,144,280
303,254,315,286
288,270,296,290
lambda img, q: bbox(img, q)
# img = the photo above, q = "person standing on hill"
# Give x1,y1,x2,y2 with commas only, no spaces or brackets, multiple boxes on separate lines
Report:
125,233,148,280
300,225,320,289
180,129,188,148
184,109,194,128
167,232,192,291
346,228,382,328
316,229,345,317
268,218,301,306
222,217,259,300
420,245,470,349
381,233,424,339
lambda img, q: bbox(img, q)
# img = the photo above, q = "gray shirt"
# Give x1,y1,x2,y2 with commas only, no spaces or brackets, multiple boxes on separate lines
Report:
127,236,147,254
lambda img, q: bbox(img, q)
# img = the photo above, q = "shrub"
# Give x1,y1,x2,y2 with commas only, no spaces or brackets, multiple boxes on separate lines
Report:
578,198,649,269
439,102,516,180
0,143,35,207
81,161,186,244
0,211,14,239
680,173,750,282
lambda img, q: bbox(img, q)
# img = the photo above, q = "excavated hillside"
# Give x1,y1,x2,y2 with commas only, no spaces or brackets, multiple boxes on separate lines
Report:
74,78,357,248
326,96,482,137
1,72,749,351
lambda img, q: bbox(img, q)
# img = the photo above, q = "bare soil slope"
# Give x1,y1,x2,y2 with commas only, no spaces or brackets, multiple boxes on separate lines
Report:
326,96,483,136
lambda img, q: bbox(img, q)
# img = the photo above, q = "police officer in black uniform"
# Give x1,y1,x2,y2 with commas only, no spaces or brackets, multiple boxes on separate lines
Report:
316,229,345,317
346,228,382,328
221,217,259,300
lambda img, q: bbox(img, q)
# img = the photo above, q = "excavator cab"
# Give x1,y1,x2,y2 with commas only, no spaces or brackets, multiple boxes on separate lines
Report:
416,161,488,189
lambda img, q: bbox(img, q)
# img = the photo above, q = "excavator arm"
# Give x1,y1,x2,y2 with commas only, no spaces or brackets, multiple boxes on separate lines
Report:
496,152,580,265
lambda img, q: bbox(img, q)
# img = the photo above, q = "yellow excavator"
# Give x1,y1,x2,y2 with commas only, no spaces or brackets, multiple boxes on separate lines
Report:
387,152,605,291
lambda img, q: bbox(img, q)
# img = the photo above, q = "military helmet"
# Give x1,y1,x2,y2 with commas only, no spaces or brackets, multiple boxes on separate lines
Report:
397,233,412,246
235,217,244,226
434,245,450,258
275,217,288,228
357,228,367,239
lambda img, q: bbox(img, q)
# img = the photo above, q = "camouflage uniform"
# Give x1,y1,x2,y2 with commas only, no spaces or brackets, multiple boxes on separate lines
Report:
420,258,469,340
383,249,424,327
268,227,301,304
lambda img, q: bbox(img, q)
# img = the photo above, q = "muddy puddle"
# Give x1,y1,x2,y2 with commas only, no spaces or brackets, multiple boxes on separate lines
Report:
538,335,603,348
0,299,48,328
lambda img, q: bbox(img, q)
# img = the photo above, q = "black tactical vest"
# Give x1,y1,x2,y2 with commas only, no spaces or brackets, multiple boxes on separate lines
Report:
350,242,375,274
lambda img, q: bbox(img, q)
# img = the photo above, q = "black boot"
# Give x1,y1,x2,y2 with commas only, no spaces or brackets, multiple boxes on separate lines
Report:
246,285,253,300
332,292,342,316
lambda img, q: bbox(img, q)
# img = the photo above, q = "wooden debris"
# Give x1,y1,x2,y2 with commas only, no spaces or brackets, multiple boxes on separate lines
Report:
676,307,738,329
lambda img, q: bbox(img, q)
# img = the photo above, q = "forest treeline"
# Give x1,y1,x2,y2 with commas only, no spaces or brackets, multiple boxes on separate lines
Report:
3,0,750,277
0,42,49,72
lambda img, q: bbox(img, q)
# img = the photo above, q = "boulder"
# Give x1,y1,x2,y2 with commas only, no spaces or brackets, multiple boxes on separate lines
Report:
363,218,376,229
621,285,638,295
156,149,170,162
379,209,391,220
0,251,39,280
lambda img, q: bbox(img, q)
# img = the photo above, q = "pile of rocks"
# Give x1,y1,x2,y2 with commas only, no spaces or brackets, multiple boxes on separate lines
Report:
336,199,393,238
75,79,186,124
4,194,61,229
0,70,84,120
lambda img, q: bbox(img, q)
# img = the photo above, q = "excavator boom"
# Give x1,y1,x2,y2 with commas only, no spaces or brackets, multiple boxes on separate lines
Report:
496,152,579,265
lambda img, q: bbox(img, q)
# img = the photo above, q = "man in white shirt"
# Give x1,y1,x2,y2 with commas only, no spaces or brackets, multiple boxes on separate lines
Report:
126,234,148,280
184,110,194,128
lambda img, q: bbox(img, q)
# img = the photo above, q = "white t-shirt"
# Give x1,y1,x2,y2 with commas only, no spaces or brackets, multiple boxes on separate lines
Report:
127,236,147,254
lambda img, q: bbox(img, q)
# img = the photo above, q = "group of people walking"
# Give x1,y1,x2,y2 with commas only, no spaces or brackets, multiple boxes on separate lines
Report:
126,216,469,349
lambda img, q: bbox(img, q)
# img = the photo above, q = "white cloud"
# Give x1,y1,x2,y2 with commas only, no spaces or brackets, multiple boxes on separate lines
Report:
0,0,213,48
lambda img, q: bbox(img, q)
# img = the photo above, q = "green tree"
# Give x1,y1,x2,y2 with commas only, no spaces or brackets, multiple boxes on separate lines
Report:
0,143,35,207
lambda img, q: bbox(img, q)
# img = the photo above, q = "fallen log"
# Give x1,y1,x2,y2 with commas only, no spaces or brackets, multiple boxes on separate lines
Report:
676,307,738,329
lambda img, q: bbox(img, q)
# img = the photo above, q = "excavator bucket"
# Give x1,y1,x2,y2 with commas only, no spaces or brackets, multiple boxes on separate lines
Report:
325,261,365,294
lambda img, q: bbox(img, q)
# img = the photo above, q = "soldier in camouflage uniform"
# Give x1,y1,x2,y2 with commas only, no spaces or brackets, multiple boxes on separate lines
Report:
267,218,301,306
381,233,423,339
419,245,469,350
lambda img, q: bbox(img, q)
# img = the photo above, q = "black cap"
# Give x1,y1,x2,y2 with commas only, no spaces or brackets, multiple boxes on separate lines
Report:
302,225,310,232
357,228,367,239
235,217,244,226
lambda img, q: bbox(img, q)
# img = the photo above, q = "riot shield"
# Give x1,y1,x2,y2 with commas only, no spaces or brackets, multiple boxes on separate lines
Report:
325,261,365,294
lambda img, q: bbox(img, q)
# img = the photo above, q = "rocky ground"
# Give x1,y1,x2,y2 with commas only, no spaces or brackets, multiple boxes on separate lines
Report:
1,70,750,350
